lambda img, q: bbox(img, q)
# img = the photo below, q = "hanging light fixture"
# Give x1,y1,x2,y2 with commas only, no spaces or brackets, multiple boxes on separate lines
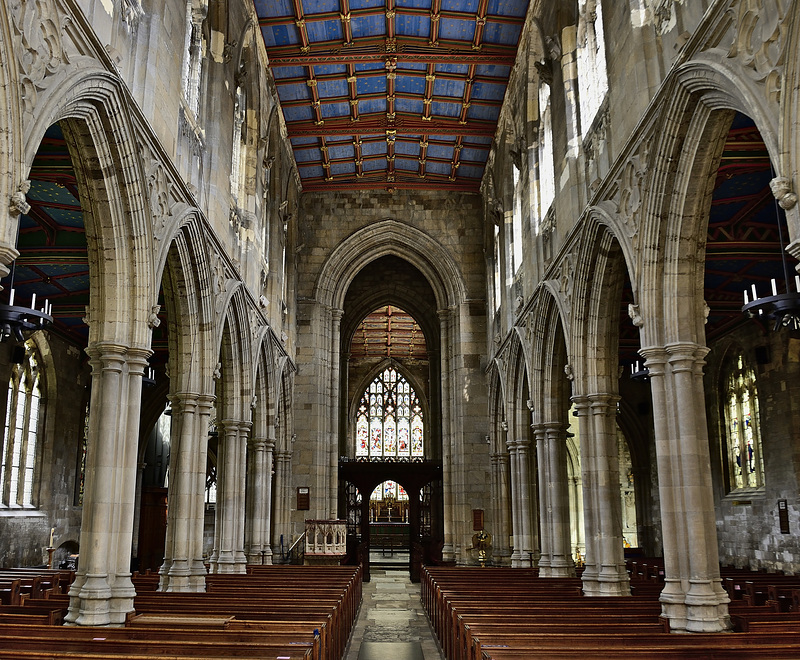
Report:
741,174,800,331
629,360,649,382
0,263,53,343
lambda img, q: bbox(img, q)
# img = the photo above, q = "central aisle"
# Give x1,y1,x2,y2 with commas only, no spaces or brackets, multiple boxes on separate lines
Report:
344,569,444,660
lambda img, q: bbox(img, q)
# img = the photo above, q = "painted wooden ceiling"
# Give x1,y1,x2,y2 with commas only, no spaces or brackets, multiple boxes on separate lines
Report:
255,0,529,192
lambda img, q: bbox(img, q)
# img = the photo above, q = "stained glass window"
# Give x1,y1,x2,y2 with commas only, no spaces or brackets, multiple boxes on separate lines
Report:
724,355,764,490
370,480,409,501
1,340,43,508
355,367,423,459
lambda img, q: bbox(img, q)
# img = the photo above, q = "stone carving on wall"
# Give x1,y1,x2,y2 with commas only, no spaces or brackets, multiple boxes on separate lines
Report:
726,0,790,105
120,0,144,30
556,250,577,320
651,0,676,35
608,134,653,249
141,152,177,242
10,0,71,113
9,180,31,217
210,249,235,313
770,176,797,209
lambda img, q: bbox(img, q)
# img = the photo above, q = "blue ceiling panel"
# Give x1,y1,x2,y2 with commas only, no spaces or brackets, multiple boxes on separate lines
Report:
465,135,493,145
298,164,325,178
395,74,426,95
468,104,500,121
397,62,428,72
439,18,475,42
443,0,478,10
38,264,86,277
363,158,387,171
397,0,432,7
433,78,465,98
293,147,320,163
55,275,90,291
488,0,529,17
436,63,470,76
458,165,484,179
331,161,356,175
262,25,297,48
46,208,84,228
355,62,386,73
432,100,461,118
358,76,386,95
427,144,454,160
317,78,349,98
279,81,313,102
326,134,353,143
321,101,351,118
482,22,522,45
254,0,293,15
303,0,339,14
362,141,387,156
272,66,307,80
26,181,79,206
291,136,319,146
359,98,387,115
329,144,355,160
395,141,421,157
306,19,343,43
395,158,418,171
471,80,506,101
427,161,450,175
395,97,425,114
351,0,386,8
313,64,348,77
283,105,315,122
461,147,489,162
352,15,385,39
475,64,511,79
396,15,430,39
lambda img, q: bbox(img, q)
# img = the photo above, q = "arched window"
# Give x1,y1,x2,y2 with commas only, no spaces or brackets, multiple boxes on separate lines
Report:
537,80,555,225
723,355,764,491
230,82,247,202
512,162,523,273
181,0,208,118
355,367,423,459
576,0,608,138
1,340,43,507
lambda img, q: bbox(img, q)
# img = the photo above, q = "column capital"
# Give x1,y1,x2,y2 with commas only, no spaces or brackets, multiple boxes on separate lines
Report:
330,307,344,323
586,393,619,416
248,436,267,451
436,307,452,323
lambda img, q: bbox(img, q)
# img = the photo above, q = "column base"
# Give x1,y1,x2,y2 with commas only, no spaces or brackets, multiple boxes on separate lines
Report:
66,574,114,627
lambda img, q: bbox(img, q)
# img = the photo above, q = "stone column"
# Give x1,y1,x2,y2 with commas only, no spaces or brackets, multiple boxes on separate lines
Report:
642,344,730,632
272,449,291,558
131,461,146,561
536,422,576,577
437,308,455,562
504,422,522,566
246,435,267,564
329,308,344,518
490,449,512,563
210,420,249,573
516,435,535,567
262,433,275,565
66,342,150,626
580,393,629,596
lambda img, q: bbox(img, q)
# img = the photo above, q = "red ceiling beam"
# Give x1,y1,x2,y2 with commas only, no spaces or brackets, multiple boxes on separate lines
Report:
301,178,480,192
285,116,496,137
259,7,524,28
429,0,441,46
267,46,516,66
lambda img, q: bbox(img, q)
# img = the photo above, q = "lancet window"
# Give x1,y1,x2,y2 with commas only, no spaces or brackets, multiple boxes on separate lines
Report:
355,367,423,459
181,0,207,118
537,80,555,224
576,0,609,137
723,355,764,490
1,340,43,508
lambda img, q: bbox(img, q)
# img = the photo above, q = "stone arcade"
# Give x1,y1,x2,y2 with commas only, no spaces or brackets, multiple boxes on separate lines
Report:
0,0,799,640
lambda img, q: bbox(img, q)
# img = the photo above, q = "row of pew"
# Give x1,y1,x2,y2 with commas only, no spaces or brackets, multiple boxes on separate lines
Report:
0,564,362,660
422,564,800,659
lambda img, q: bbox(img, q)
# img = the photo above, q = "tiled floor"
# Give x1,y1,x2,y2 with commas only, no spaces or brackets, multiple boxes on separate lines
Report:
344,569,443,660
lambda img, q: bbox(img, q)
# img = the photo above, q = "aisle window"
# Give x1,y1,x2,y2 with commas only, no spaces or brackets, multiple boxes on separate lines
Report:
724,355,764,490
1,340,43,507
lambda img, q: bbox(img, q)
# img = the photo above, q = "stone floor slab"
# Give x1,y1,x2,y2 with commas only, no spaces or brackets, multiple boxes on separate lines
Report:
358,641,424,660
